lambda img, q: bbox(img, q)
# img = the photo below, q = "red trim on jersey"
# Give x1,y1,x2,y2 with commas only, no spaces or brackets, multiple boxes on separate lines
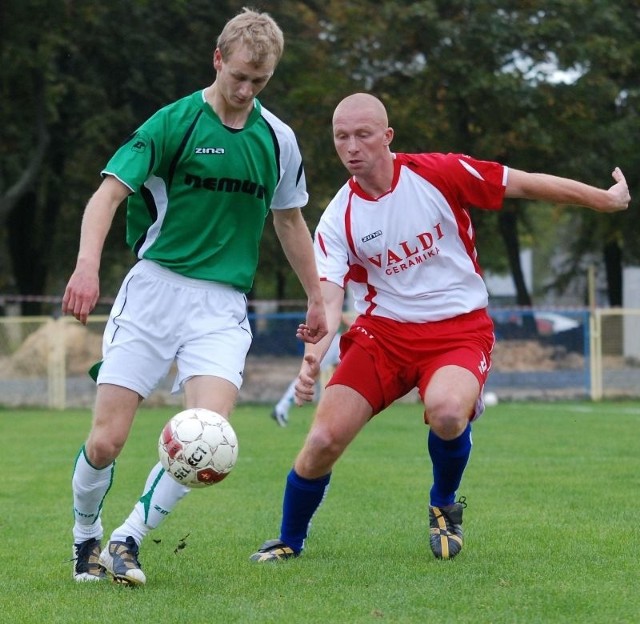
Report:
347,159,401,200
317,231,327,257
343,190,379,315
454,201,480,275
346,264,378,315
397,153,504,276
344,189,360,260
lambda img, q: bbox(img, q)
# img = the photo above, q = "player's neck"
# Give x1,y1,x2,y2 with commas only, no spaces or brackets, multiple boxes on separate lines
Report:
204,84,253,129
355,159,395,199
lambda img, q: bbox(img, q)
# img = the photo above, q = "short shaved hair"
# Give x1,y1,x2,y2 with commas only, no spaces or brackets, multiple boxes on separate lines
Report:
333,93,389,129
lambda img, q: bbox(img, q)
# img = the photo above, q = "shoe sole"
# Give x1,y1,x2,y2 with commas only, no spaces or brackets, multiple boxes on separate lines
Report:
74,571,105,582
250,551,296,562
250,539,298,562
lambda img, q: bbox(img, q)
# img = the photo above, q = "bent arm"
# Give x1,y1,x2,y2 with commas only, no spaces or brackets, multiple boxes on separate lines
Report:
303,280,345,363
505,167,630,213
272,207,327,342
62,175,131,324
295,280,345,405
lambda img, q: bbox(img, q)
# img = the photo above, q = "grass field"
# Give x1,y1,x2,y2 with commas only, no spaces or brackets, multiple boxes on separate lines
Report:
1,400,639,623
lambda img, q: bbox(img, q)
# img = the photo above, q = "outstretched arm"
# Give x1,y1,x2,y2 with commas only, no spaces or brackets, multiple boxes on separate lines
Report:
505,167,630,213
62,175,130,324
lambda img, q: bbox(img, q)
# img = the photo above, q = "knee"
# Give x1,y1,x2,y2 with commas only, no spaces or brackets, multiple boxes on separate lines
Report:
295,427,343,477
84,434,124,468
426,395,470,440
308,427,343,458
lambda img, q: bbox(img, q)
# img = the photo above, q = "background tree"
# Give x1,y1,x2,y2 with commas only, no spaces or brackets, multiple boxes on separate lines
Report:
0,0,637,314
306,0,638,306
1,0,235,312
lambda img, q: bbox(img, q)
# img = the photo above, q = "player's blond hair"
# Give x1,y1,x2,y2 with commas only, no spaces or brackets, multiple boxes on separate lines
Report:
217,7,284,66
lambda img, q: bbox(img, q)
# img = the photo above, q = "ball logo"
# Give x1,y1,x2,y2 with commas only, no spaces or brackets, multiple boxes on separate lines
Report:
196,468,224,484
186,443,209,467
161,423,182,459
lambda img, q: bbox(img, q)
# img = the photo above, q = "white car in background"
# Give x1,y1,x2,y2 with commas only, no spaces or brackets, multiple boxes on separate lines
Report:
533,312,581,336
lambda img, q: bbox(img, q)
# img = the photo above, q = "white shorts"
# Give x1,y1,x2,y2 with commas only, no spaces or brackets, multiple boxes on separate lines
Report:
97,260,253,398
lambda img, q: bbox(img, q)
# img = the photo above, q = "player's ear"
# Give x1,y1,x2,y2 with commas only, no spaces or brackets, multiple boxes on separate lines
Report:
383,127,394,146
213,48,223,71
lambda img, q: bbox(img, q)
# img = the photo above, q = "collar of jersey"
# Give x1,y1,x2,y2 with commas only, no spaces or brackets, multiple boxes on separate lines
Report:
348,156,401,201
198,90,262,130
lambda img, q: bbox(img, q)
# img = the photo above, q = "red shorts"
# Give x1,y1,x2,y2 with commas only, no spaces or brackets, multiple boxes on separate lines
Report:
327,309,494,416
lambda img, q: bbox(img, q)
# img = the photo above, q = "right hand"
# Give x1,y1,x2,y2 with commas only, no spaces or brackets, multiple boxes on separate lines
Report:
61,265,100,325
294,353,321,405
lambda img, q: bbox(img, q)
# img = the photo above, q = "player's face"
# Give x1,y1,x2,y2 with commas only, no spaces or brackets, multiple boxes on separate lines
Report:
332,110,392,178
214,46,275,110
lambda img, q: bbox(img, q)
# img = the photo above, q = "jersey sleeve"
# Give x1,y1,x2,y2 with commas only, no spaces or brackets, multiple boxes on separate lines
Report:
101,128,156,192
402,152,506,211
271,135,308,209
450,153,507,209
101,97,193,193
260,108,309,210
313,190,351,287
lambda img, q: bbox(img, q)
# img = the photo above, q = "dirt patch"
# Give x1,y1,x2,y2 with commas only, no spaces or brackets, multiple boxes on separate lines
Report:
491,340,584,371
0,320,102,377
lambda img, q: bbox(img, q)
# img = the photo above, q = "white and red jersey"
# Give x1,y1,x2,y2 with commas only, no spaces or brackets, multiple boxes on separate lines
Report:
315,152,508,323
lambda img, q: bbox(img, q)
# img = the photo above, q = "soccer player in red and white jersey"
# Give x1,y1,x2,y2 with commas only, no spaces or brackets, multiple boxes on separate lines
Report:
251,92,630,563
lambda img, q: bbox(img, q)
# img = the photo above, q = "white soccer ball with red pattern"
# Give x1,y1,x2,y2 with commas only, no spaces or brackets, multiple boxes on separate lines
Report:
158,408,238,488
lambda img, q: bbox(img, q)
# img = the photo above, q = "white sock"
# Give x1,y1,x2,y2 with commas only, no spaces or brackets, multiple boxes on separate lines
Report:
277,379,297,413
72,446,114,543
110,462,190,546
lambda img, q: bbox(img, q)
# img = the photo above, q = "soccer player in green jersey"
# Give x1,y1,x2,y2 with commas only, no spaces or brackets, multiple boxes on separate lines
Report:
63,8,327,586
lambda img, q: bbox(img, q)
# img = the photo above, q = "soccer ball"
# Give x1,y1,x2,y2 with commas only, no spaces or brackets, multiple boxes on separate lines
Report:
483,391,499,407
158,408,239,488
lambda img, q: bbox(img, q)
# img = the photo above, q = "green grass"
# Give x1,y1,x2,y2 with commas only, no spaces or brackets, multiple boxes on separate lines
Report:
1,401,639,623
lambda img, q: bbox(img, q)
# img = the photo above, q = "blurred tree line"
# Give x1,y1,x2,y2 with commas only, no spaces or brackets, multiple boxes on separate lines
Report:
0,0,638,315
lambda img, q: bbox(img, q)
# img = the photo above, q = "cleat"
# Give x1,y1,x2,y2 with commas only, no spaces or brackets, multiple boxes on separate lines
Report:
429,497,467,560
73,537,107,581
250,539,298,562
271,406,289,427
99,536,146,586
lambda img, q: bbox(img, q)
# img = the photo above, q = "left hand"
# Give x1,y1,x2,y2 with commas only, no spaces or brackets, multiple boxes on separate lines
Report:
294,353,321,405
605,167,631,212
297,299,328,344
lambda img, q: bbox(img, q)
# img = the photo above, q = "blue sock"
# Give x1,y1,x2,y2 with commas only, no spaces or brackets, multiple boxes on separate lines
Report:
280,468,331,554
428,424,472,507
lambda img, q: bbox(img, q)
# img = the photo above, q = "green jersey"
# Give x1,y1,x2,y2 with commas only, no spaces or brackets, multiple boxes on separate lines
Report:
103,90,308,291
